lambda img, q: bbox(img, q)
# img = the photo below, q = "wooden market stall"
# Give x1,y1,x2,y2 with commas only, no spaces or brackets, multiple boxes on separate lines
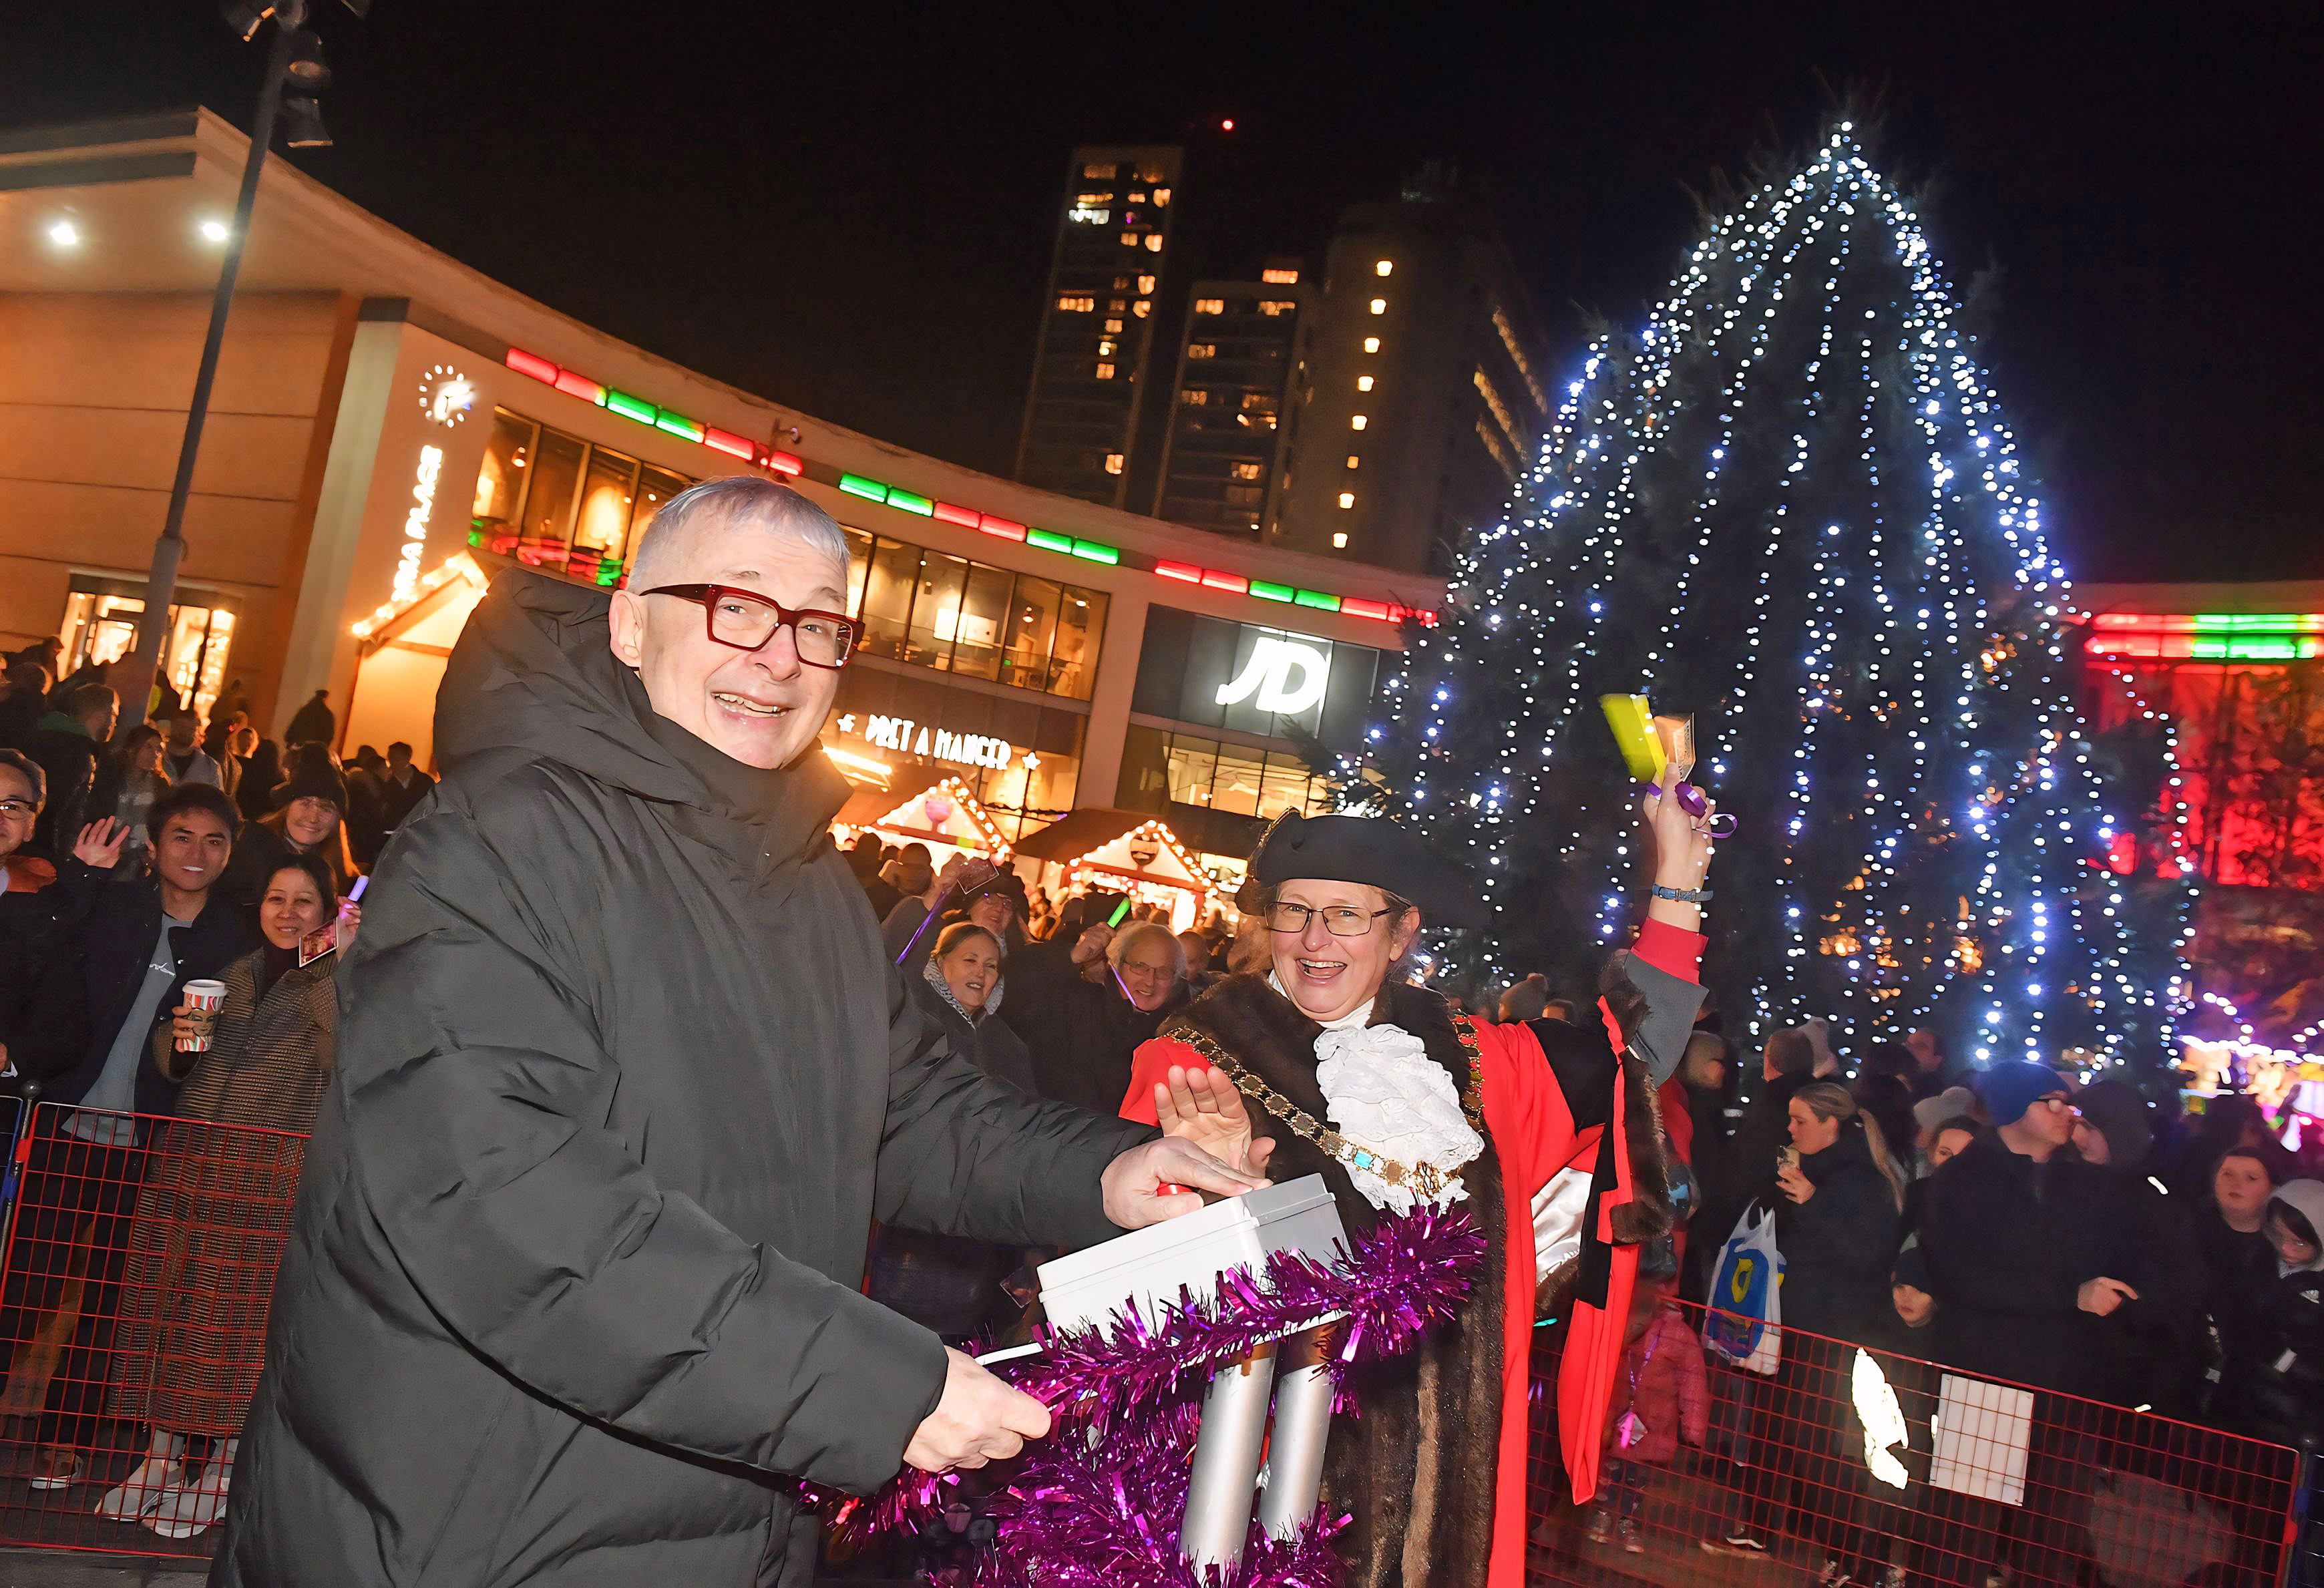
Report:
1012,809,1216,932
831,768,1014,869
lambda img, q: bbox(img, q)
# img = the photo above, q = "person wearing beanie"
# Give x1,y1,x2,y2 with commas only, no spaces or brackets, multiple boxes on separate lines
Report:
214,753,359,914
1919,1061,2152,1588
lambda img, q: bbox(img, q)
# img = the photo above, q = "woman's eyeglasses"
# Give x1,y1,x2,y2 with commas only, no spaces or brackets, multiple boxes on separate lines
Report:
1265,902,1394,937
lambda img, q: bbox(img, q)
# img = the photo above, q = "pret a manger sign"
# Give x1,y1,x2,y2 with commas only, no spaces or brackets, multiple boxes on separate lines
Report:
861,713,1014,771
392,445,445,604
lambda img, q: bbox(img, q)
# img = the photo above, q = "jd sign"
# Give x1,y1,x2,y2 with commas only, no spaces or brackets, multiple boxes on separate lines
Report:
1214,635,1329,718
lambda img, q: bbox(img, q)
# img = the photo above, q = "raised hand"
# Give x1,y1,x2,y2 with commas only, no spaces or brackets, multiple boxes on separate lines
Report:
1153,1064,1276,1180
73,817,128,869
1101,1137,1268,1228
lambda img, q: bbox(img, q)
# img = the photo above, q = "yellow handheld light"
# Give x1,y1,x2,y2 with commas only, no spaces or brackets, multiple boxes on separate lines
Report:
1599,694,1666,784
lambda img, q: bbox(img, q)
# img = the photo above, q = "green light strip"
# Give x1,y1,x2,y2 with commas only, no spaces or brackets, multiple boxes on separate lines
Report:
1071,539,1120,565
838,474,890,502
605,389,658,425
1249,580,1294,603
886,489,934,517
1026,528,1075,554
654,411,704,442
1293,590,1342,612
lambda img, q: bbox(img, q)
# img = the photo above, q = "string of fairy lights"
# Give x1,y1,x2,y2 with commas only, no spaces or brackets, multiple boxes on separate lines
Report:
1363,124,2189,1065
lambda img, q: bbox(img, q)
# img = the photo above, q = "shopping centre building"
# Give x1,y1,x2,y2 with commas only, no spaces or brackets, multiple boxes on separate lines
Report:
1,112,1446,909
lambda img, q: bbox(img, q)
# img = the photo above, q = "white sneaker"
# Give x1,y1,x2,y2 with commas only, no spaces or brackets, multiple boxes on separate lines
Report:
97,1456,179,1521
144,1466,231,1541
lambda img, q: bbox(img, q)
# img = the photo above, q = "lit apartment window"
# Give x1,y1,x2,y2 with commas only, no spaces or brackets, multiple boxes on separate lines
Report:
1375,260,1394,276
1056,295,1095,312
1363,336,1380,353
1083,161,1115,179
1231,461,1264,480
1337,492,1355,509
1097,340,1117,357
1151,186,1171,206
1095,363,1116,380
1332,532,1348,549
1139,275,1157,294
1120,232,1139,248
1368,299,1387,315
1194,298,1225,315
1262,267,1299,284
1187,343,1216,359
1068,205,1109,225
1356,375,1374,391
1114,275,1131,288
1350,415,1368,430
1346,454,1360,469
1259,299,1295,317
1109,298,1127,311
1132,301,1152,317
1145,234,1164,252
1104,318,1124,333
1129,190,1146,203
1104,453,1125,475
1182,390,1210,406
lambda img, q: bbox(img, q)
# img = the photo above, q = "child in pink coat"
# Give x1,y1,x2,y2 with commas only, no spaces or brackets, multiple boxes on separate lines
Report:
1589,1263,1710,1553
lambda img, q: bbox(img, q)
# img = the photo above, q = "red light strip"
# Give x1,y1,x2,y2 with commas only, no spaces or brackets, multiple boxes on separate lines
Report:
933,502,982,529
1155,561,1204,583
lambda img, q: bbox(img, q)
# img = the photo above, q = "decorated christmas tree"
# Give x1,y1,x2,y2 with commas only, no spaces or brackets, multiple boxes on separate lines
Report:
1364,123,2187,1072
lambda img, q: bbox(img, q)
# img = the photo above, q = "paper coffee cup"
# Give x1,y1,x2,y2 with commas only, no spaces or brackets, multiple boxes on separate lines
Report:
180,979,227,1053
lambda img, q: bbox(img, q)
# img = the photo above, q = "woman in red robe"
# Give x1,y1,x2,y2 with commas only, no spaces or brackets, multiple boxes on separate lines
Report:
1120,768,1715,1588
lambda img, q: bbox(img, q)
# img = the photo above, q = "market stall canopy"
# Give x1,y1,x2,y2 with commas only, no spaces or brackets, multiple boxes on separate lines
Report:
835,769,1013,857
1015,809,1212,896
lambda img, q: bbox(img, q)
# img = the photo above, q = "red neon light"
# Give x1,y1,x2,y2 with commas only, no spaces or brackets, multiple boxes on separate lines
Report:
552,369,605,403
760,449,803,477
701,426,755,461
1340,597,1392,622
978,514,1028,541
505,347,559,384
1155,561,1204,584
933,502,982,529
1201,570,1249,594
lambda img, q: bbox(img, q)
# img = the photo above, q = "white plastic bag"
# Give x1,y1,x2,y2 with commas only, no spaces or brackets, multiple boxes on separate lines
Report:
1706,1200,1784,1374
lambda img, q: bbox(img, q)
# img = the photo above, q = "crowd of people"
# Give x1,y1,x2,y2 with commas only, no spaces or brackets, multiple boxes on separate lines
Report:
0,651,435,1538
1,610,2319,1585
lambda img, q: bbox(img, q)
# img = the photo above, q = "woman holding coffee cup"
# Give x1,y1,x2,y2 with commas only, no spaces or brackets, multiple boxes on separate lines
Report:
99,853,357,1536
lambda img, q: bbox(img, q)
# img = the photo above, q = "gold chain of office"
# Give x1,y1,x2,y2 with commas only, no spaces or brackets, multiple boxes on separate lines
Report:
1165,1010,1488,1202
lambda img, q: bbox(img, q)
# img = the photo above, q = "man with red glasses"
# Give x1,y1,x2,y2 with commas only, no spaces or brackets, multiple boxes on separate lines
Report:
218,477,1256,1588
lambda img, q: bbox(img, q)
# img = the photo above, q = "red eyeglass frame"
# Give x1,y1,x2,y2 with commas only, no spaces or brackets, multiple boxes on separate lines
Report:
640,584,860,669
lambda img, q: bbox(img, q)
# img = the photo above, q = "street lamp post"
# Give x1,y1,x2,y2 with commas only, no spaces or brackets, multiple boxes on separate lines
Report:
116,2,333,725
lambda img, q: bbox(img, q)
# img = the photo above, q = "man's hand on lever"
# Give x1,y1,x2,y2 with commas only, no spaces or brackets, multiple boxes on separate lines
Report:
1101,1135,1268,1228
1153,1064,1276,1181
903,1348,1052,1472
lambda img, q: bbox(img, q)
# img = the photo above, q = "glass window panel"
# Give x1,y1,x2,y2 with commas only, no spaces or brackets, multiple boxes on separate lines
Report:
1048,585,1107,701
521,428,585,554
1165,735,1220,808
573,445,638,554
858,538,922,661
950,562,1014,682
622,465,690,567
471,409,534,529
1116,724,1169,813
1209,741,1268,817
1257,753,1318,822
904,552,970,670
843,527,874,618
1002,575,1061,691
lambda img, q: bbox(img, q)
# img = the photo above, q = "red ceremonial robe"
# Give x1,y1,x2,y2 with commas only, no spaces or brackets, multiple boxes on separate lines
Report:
1123,920,1703,1588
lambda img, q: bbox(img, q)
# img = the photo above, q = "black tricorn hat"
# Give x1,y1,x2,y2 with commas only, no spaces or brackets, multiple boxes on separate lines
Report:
1236,812,1487,930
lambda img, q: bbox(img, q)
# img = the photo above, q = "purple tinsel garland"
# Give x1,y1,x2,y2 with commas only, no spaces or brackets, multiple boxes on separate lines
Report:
815,1202,1486,1587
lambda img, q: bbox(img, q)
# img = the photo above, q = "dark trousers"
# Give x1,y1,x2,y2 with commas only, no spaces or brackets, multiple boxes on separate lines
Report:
2005,1403,2096,1588
1737,1334,1873,1576
0,1117,148,1448
1604,1457,1648,1521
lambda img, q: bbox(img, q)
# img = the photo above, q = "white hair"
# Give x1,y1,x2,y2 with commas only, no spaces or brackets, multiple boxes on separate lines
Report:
626,475,849,590
1107,920,1187,980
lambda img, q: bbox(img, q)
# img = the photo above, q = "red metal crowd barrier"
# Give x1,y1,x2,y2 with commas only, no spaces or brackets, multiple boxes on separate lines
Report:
0,1099,307,1557
1525,1295,2309,1588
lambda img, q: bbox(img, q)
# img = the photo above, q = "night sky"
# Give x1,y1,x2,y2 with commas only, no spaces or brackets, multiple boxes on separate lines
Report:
11,3,2320,587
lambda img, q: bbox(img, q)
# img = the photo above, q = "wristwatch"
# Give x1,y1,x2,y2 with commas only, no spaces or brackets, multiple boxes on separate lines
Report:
1651,884,1712,904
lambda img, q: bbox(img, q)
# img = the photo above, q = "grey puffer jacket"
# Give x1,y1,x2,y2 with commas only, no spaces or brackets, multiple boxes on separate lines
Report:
214,570,1147,1588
